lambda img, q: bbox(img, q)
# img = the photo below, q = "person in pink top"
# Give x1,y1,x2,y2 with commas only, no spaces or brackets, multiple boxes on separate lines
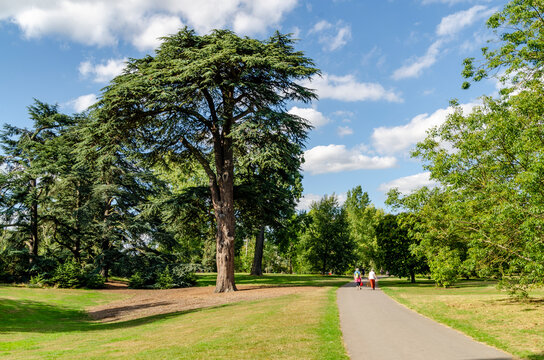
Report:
368,269,377,290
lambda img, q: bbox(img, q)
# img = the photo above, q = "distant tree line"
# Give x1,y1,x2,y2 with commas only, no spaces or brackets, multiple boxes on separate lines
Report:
1,0,542,296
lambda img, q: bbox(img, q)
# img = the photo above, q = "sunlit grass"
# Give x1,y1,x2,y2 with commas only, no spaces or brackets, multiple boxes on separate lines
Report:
0,274,350,359
379,277,544,360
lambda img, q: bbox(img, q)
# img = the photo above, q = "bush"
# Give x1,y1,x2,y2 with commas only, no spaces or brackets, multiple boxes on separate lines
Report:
29,273,50,287
52,262,85,288
84,272,106,289
428,249,461,287
170,264,197,287
0,248,31,283
128,263,197,289
129,272,146,289
51,262,104,288
155,266,174,289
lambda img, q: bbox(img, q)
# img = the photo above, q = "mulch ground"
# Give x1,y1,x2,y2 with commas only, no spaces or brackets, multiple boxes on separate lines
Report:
87,282,315,323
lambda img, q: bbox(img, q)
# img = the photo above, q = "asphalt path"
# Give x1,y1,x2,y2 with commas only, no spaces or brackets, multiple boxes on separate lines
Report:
337,280,513,360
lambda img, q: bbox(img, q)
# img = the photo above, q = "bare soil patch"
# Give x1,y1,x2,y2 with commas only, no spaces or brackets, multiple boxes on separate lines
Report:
88,282,315,323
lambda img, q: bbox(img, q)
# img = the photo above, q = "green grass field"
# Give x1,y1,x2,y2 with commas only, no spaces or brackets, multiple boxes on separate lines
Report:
0,274,350,360
379,277,544,360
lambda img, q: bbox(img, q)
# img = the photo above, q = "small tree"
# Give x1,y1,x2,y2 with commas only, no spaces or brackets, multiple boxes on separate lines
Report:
375,214,426,283
0,100,74,263
302,195,356,274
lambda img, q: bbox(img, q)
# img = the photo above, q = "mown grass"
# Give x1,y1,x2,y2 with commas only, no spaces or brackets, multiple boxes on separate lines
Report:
379,277,544,360
0,274,350,359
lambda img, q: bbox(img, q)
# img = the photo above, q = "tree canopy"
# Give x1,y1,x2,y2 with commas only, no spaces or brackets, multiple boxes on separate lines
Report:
97,28,318,292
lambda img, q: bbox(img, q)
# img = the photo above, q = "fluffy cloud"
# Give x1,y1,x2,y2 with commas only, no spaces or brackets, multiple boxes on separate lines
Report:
436,5,494,37
302,73,403,102
392,40,443,80
371,102,477,154
378,172,439,194
311,20,351,51
1,0,297,50
288,107,330,128
296,192,347,211
131,15,183,51
303,144,397,175
337,126,353,137
79,58,127,83
69,94,97,112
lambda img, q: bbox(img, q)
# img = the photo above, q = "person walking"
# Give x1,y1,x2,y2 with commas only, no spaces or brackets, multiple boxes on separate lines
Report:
354,268,362,290
368,269,377,290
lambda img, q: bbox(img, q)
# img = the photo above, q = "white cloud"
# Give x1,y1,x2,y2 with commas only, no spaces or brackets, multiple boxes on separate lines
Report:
303,144,397,175
1,0,297,50
337,126,353,137
310,20,351,51
378,172,439,194
288,107,330,128
436,5,493,37
371,102,477,154
132,15,183,51
297,192,347,211
69,94,97,112
392,5,493,80
303,73,403,102
79,58,127,83
392,40,443,80
310,20,332,33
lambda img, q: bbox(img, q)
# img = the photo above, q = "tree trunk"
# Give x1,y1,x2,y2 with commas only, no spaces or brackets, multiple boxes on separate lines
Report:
29,178,38,263
213,146,237,292
410,271,416,283
250,225,265,276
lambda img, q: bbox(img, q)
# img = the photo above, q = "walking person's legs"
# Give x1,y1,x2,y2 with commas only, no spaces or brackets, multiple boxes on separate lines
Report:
370,279,375,290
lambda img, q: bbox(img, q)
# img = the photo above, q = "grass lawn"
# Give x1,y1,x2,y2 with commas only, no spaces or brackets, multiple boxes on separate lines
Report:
379,277,544,360
0,274,350,359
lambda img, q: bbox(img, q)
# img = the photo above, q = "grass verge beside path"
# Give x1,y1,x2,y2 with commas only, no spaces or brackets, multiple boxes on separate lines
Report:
0,274,350,359
378,277,544,360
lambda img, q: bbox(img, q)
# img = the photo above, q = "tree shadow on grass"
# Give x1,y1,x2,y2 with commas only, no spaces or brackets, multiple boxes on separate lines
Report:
527,353,544,360
0,298,233,334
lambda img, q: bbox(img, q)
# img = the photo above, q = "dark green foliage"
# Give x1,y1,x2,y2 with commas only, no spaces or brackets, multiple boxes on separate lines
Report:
128,263,197,289
97,28,318,292
302,195,356,274
375,214,427,284
0,247,31,283
50,262,105,289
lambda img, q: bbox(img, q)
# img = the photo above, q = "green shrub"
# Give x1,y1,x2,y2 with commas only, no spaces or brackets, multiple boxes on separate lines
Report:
51,262,104,288
155,266,174,289
428,248,461,287
170,264,197,287
129,272,146,288
128,263,197,289
52,262,85,288
29,273,49,287
84,272,105,289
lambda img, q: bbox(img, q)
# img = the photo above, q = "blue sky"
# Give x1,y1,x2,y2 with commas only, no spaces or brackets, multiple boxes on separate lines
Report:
0,0,506,211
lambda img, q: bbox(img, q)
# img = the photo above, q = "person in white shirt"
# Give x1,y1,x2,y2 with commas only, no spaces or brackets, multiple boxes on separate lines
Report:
368,269,377,290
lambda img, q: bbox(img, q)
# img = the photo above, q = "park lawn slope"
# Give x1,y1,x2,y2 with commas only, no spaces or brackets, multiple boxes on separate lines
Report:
379,277,544,360
0,274,349,359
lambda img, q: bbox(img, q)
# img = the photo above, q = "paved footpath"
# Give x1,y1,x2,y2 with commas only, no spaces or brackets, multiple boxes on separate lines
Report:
337,281,513,360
